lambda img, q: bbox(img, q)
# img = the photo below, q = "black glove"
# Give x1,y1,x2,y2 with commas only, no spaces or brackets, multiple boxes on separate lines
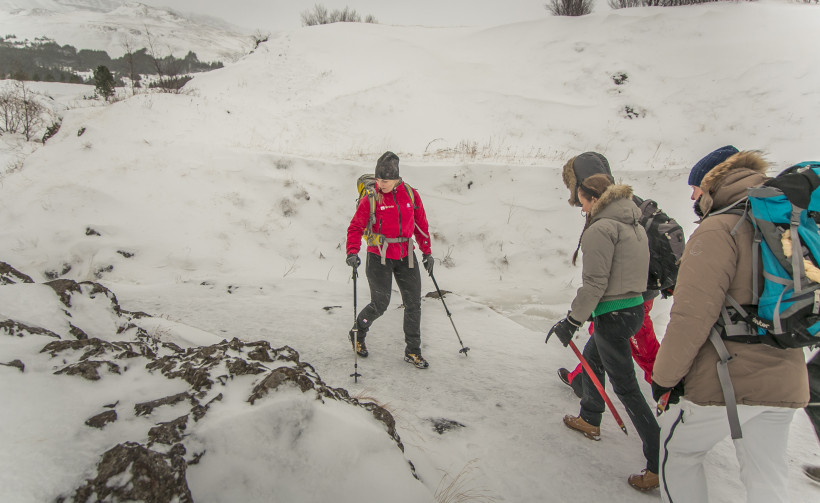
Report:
545,314,582,347
345,254,360,268
422,254,434,275
651,380,684,405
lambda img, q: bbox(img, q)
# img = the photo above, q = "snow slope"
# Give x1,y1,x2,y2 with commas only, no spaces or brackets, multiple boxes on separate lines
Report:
0,0,251,61
1,3,819,502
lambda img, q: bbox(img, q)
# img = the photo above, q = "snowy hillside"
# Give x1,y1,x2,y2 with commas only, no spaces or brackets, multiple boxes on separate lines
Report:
1,3,819,502
0,0,251,61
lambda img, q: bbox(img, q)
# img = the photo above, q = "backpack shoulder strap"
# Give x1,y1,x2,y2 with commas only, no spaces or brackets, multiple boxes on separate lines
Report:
403,181,417,209
363,187,377,225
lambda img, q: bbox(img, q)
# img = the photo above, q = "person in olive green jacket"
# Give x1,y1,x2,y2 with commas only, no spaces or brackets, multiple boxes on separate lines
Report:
652,149,809,503
546,174,660,491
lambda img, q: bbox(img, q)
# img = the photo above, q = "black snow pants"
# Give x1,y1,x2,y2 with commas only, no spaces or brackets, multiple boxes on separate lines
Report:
807,352,820,440
355,251,422,355
578,304,661,474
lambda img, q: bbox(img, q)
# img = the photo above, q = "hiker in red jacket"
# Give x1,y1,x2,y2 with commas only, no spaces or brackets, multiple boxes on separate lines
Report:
345,151,433,369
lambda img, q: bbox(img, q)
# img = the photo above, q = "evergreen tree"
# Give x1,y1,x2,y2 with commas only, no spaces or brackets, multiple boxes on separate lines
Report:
93,65,116,101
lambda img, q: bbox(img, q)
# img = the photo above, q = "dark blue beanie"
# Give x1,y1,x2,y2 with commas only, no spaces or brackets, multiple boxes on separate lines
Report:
688,145,739,187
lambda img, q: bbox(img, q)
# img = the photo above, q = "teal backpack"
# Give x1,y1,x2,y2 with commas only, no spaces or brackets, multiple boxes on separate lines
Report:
709,161,820,438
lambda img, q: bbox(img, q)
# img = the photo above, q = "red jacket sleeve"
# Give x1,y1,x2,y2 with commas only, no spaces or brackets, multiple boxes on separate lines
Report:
346,197,370,255
412,189,432,255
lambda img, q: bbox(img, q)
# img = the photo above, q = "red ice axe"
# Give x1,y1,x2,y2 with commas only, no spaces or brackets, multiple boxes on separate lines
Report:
568,340,628,436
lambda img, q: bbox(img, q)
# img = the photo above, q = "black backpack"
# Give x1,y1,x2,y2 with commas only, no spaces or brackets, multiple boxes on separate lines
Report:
633,196,685,296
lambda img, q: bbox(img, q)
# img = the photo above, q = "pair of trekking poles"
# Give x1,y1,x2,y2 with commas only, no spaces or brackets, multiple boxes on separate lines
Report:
349,260,469,382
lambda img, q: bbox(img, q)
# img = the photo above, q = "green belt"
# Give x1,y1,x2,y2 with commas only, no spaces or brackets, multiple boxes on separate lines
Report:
592,295,644,318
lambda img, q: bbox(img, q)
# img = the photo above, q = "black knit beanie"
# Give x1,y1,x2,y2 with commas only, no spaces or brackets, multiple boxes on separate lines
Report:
375,151,400,179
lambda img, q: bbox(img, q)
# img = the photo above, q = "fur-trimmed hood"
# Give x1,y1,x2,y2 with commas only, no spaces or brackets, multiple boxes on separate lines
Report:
589,183,638,224
562,152,612,206
699,150,770,216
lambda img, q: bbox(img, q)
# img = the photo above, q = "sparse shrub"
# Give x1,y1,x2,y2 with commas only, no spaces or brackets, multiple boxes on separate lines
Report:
42,118,61,144
608,0,746,8
545,0,593,16
252,30,270,50
0,80,46,141
301,4,378,26
148,75,193,93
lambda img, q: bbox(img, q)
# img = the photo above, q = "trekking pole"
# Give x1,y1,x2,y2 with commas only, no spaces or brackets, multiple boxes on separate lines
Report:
350,266,362,382
428,271,470,356
568,340,628,435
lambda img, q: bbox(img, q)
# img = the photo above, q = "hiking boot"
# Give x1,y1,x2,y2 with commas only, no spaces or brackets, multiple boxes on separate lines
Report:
628,469,659,491
558,368,571,386
804,465,820,483
404,353,429,369
563,414,600,441
348,329,368,358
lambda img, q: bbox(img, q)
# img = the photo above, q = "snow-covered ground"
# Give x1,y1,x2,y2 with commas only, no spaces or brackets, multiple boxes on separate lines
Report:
1,3,819,502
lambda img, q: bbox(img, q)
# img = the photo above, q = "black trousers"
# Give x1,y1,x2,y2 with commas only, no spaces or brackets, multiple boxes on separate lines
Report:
356,251,422,355
807,352,820,440
579,304,660,474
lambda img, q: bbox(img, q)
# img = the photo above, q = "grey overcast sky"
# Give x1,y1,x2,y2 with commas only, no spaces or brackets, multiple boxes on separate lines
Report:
138,0,548,32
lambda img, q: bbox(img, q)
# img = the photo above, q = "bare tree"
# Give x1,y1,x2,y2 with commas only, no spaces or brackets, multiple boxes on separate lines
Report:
18,81,45,141
144,25,188,94
121,37,141,95
0,88,24,135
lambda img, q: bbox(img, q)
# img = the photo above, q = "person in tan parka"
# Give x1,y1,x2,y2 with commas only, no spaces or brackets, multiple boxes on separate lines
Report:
652,149,809,503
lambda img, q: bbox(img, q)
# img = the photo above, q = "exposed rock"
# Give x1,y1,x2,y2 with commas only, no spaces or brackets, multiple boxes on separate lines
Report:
0,262,34,284
246,343,273,362
1,359,25,372
45,279,122,315
428,417,466,435
55,360,121,381
425,289,450,299
41,338,156,361
66,442,193,503
85,410,118,429
249,366,316,401
69,323,89,340
148,415,189,445
191,393,222,422
0,320,61,339
135,392,193,417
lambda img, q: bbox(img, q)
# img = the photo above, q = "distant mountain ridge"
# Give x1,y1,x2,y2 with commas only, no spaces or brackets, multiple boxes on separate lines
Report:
0,0,252,61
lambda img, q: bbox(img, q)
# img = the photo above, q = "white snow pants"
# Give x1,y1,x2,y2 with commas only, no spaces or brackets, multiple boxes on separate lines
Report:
659,399,795,503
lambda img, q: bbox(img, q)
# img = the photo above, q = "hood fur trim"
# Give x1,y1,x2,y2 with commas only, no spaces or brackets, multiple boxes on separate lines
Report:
589,184,634,217
700,150,768,194
562,156,578,206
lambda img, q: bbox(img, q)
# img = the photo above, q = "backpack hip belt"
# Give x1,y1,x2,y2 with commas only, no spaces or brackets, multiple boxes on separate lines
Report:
375,236,415,267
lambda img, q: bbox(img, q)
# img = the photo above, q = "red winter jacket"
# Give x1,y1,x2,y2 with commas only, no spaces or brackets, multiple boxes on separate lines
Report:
346,181,431,260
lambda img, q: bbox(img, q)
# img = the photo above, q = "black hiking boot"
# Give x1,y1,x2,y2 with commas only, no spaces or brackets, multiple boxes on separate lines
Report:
404,353,429,369
558,368,583,398
558,368,571,386
349,329,368,357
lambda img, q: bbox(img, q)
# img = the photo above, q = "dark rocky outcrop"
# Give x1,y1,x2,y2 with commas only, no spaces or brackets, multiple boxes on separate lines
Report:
85,410,118,429
3,261,416,500
0,262,34,284
65,442,193,503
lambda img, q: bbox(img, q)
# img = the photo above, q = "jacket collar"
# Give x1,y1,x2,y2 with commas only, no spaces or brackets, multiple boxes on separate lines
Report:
589,184,638,224
698,151,769,217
